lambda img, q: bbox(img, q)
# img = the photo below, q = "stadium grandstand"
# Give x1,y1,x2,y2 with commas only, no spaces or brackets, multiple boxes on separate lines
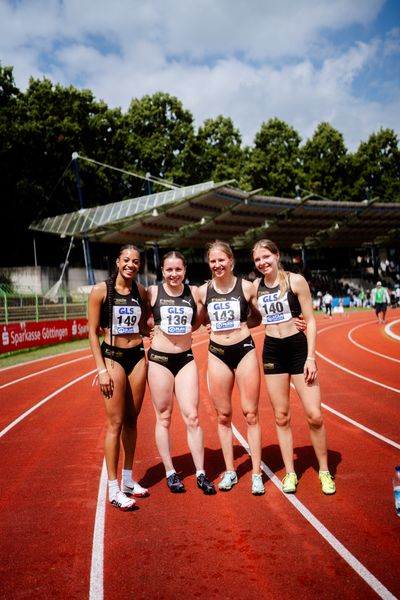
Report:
29,178,400,292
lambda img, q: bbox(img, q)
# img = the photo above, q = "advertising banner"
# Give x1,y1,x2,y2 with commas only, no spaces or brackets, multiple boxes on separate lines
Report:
0,319,88,354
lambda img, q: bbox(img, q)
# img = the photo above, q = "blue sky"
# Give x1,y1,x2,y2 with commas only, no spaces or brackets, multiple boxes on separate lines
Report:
1,0,399,151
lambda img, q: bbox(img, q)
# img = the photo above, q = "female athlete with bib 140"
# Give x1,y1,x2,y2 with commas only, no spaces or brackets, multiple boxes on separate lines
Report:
198,241,265,495
147,251,216,495
88,244,150,511
252,239,336,495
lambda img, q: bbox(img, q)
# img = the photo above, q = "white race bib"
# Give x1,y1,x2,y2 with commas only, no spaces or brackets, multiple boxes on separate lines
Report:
160,305,193,335
258,292,291,324
208,300,241,331
112,305,141,334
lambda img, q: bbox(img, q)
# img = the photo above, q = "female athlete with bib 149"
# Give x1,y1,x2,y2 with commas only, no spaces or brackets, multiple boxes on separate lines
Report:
147,251,216,495
88,244,150,511
252,239,336,495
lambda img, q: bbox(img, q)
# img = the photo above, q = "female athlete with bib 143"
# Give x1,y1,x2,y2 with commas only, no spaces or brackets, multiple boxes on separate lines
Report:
198,241,265,495
88,244,150,511
252,239,336,495
147,251,216,495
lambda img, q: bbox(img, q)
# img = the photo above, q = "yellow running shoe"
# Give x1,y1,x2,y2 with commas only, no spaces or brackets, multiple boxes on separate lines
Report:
282,472,298,493
319,471,336,495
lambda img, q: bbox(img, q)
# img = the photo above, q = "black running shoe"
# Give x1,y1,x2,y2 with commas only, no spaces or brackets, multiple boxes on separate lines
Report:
166,472,185,493
197,473,217,495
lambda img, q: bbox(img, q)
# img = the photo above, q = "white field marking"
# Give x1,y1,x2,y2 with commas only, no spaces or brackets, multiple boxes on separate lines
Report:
232,425,397,600
347,322,400,363
385,319,400,341
289,382,400,450
0,354,92,389
0,370,96,438
0,346,90,371
316,348,400,394
89,458,107,600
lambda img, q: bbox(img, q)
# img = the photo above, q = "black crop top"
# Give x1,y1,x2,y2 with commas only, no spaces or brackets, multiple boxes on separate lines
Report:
100,280,142,335
152,284,196,335
257,274,301,324
205,277,249,332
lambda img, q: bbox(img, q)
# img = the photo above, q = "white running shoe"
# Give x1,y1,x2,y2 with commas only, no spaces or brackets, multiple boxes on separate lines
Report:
110,490,136,511
121,480,149,497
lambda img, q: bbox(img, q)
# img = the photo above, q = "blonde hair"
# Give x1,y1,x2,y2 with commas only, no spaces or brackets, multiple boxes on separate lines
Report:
252,239,288,297
207,240,234,261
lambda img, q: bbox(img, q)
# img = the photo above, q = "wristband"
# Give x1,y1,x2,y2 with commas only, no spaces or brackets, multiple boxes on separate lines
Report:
306,357,316,361
98,368,108,375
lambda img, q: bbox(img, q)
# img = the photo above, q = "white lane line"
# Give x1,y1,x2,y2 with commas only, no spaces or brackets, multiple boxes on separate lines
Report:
316,350,400,394
0,354,92,389
232,425,397,600
0,370,96,438
0,347,90,371
89,458,107,600
347,322,400,363
321,402,400,449
385,319,400,341
288,381,400,450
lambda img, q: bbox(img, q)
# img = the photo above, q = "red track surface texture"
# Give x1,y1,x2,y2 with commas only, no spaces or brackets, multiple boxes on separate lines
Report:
1,310,399,600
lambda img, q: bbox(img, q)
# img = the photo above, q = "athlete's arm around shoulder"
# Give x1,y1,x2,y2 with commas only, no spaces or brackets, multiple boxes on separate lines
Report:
196,282,210,327
138,281,152,336
243,278,262,328
191,284,208,331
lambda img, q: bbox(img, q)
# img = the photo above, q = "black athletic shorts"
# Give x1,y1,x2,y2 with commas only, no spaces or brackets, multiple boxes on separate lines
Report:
148,348,194,377
101,341,145,375
208,335,255,372
262,332,307,375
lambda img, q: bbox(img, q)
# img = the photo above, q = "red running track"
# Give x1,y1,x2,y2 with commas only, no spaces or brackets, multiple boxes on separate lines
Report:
0,310,399,600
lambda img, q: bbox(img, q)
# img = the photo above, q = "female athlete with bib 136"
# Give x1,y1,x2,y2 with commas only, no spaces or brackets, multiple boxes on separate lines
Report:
147,251,216,495
252,239,336,495
88,244,150,511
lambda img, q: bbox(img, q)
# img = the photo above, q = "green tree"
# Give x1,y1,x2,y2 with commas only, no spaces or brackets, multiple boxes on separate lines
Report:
124,92,196,191
0,71,126,265
300,122,349,200
351,128,400,202
192,115,244,184
245,118,302,196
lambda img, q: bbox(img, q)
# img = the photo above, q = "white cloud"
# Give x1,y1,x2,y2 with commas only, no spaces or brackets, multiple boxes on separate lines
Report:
1,0,398,151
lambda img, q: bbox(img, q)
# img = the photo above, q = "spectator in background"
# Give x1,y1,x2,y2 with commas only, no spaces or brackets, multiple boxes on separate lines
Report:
322,291,333,319
316,290,323,310
371,281,391,324
395,285,400,307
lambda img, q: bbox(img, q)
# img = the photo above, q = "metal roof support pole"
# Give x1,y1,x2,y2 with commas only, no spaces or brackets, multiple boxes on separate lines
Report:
72,152,96,285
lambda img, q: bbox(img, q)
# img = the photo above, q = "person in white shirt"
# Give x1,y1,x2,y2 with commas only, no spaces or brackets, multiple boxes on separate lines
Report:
371,281,391,324
322,292,333,318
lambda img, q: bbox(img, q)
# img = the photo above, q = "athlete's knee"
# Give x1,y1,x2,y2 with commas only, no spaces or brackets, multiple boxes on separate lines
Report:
243,409,259,426
107,416,124,435
275,412,291,428
184,411,200,430
216,410,232,427
307,412,323,429
157,409,172,429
